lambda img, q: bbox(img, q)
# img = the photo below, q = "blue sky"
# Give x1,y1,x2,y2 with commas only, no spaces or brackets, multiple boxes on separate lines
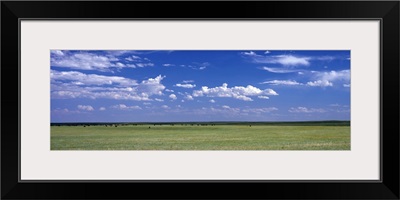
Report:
51,50,350,122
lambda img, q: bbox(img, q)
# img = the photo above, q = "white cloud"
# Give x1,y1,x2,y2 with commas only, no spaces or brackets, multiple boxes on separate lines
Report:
242,51,311,66
52,108,81,114
51,51,123,71
165,89,174,92
241,51,257,56
77,105,94,111
306,70,350,87
181,62,210,70
51,51,155,71
51,70,138,86
298,72,304,75
260,69,350,88
261,67,300,73
185,95,194,100
136,75,166,96
154,98,164,102
136,63,154,68
258,96,269,99
272,55,310,66
131,55,141,60
163,64,175,67
161,105,170,109
51,72,166,101
317,70,350,82
111,104,141,110
243,52,340,67
306,80,333,87
192,83,278,101
242,107,278,113
196,106,278,116
289,107,325,113
174,83,196,88
106,50,131,56
51,50,64,56
261,80,302,86
209,99,216,103
182,80,194,83
169,94,177,100
143,102,152,105
125,55,150,62
99,107,106,111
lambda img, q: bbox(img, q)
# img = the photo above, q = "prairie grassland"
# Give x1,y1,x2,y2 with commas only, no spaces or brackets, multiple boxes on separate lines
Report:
50,124,350,150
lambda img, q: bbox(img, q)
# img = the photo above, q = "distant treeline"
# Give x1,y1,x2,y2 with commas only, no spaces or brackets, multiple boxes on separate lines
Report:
51,121,350,127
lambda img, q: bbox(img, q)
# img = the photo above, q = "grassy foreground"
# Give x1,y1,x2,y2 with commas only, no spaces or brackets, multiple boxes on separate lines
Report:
51,123,350,150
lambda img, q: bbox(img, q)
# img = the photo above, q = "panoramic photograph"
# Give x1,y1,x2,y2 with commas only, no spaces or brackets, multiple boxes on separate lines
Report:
50,50,350,150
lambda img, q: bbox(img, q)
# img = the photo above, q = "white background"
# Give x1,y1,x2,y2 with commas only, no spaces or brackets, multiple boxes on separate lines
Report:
21,21,380,180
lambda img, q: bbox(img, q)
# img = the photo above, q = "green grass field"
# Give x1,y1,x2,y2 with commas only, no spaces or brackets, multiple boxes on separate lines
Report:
51,123,350,150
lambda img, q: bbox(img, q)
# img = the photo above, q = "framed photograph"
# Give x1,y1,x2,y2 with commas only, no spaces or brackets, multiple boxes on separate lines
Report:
2,1,399,199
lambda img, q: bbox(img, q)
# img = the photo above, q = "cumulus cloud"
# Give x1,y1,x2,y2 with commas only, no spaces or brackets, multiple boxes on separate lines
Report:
197,106,278,116
154,98,164,102
241,51,257,56
261,80,302,86
99,107,106,111
306,70,350,87
163,64,175,67
165,89,174,92
50,51,155,71
185,95,194,100
136,75,166,96
51,50,64,56
242,107,278,113
136,63,155,68
52,108,81,114
169,94,177,100
77,105,94,111
268,55,310,66
161,105,170,109
289,107,325,113
316,70,350,82
51,51,123,71
260,70,350,88
209,99,216,103
192,83,278,101
51,70,138,86
175,83,196,88
182,80,194,83
306,80,333,87
51,71,166,101
125,55,142,61
258,96,270,99
111,104,141,110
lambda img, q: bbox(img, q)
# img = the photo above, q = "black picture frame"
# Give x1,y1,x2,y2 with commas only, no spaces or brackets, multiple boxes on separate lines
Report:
2,1,399,199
